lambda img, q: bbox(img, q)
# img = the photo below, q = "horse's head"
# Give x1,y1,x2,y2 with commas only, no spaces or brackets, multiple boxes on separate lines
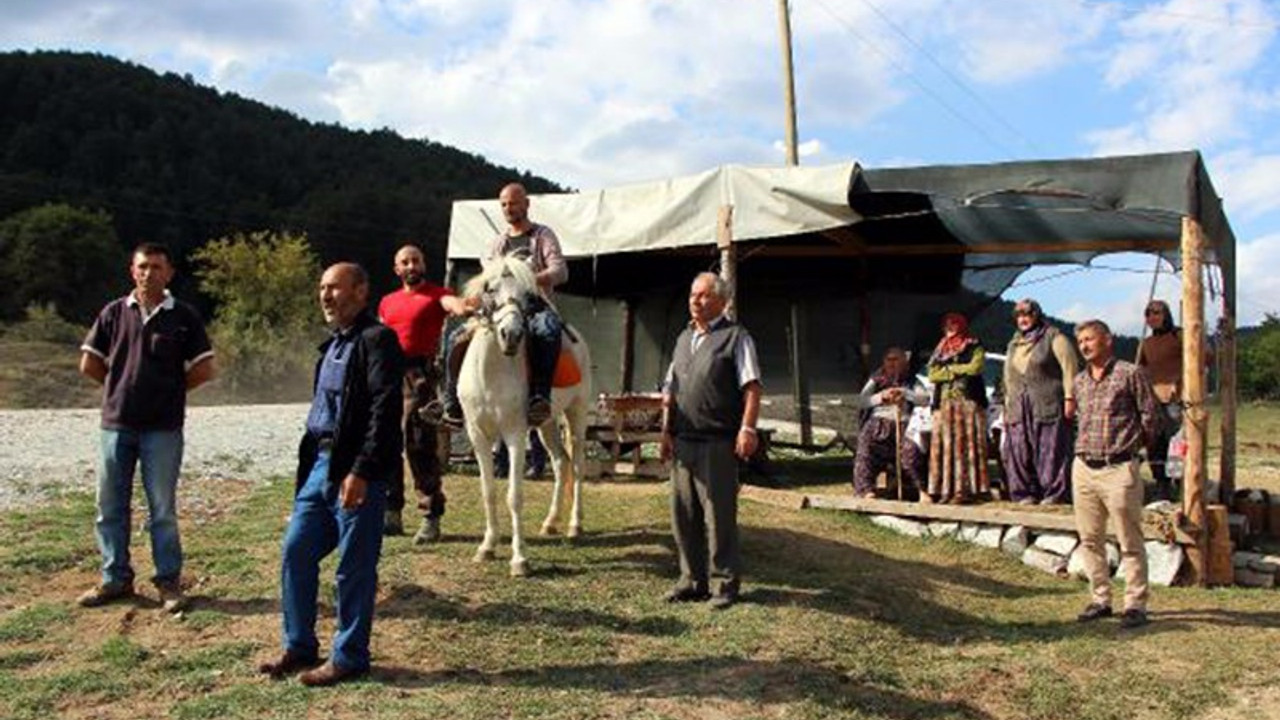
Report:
466,256,541,356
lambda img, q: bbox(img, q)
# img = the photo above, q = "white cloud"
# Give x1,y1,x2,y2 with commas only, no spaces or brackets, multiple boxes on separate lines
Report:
1210,150,1280,221
942,1,1111,84
1236,232,1280,321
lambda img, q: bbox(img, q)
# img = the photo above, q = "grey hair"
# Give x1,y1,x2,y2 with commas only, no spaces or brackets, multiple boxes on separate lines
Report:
694,271,731,300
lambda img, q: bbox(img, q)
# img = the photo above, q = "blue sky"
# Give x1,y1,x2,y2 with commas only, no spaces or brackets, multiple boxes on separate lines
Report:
4,0,1279,335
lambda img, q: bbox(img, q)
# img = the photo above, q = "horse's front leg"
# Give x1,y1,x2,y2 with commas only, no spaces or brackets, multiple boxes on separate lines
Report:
566,407,586,539
538,421,568,536
505,430,529,577
472,432,499,563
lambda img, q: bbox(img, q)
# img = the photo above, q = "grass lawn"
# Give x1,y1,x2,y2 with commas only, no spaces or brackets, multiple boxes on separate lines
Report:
2,461,1279,720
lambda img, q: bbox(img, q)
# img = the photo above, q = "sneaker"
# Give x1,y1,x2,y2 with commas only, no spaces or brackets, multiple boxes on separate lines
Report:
383,509,404,536
412,516,441,546
441,401,464,430
527,396,552,426
155,579,188,614
76,581,134,608
708,594,737,610
1076,603,1113,622
1120,609,1149,629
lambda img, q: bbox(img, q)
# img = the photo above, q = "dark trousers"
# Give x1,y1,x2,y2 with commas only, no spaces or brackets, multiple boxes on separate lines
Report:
387,362,446,518
442,300,562,407
670,436,741,599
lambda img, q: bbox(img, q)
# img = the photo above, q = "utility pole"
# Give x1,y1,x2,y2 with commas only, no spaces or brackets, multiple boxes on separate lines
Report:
777,0,800,166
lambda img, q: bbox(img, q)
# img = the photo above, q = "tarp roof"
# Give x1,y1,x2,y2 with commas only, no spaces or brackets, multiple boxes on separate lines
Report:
447,150,1234,273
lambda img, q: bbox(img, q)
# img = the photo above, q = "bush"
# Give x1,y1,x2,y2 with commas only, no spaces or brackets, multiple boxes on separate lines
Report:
1,303,88,345
194,231,322,402
1239,314,1280,401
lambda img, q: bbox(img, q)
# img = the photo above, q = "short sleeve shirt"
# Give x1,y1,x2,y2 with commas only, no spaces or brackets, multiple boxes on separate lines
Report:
81,293,214,431
378,283,454,359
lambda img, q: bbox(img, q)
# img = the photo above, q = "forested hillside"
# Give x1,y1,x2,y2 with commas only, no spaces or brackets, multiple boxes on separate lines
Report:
0,50,560,314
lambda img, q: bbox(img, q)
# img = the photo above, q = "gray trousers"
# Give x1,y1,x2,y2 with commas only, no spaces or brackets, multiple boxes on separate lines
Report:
670,437,741,599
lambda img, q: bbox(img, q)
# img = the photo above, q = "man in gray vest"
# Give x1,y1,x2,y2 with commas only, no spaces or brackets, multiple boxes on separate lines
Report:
659,272,762,610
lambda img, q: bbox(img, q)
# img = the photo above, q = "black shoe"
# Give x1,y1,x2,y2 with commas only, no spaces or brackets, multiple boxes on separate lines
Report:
663,587,710,603
1076,603,1113,622
527,396,552,426
258,650,321,679
1120,609,1149,629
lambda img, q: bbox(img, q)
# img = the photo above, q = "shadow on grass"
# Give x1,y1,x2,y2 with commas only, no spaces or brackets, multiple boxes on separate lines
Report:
372,655,993,719
376,583,690,637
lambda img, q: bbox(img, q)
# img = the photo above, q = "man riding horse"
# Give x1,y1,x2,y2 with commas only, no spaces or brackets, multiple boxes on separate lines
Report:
441,182,567,428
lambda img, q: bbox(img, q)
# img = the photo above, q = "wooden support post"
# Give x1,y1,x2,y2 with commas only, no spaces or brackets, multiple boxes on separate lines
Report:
790,302,813,447
1181,216,1209,586
621,299,636,393
776,0,799,167
1219,251,1237,499
717,205,736,319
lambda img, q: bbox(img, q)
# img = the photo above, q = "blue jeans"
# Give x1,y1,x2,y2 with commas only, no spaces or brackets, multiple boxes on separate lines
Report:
96,428,184,586
280,451,386,671
527,304,563,401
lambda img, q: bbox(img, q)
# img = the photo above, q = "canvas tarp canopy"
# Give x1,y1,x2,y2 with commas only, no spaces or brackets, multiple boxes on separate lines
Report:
444,150,1236,399
447,150,1234,281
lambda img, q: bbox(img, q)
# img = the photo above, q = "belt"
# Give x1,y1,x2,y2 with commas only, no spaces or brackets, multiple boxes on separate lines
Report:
1080,452,1135,470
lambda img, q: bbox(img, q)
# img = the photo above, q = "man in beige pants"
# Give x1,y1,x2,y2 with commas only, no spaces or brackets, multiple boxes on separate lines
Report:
1071,319,1160,629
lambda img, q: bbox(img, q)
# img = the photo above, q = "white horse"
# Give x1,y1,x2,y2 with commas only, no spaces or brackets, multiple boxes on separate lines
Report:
457,256,593,576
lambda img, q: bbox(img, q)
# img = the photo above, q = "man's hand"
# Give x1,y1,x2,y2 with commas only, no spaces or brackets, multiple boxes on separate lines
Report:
735,428,759,461
884,388,904,405
339,474,368,510
1064,397,1077,420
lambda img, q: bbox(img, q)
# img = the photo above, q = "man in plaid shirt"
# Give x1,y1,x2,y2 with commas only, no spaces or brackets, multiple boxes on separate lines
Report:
1071,319,1160,629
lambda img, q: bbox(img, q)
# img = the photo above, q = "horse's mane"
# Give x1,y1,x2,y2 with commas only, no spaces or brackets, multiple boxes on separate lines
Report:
464,255,540,301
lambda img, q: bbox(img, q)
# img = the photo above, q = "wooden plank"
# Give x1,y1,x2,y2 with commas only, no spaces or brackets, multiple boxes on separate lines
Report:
1219,245,1238,498
806,494,1196,544
717,204,736,319
587,459,666,479
740,485,809,510
586,429,665,443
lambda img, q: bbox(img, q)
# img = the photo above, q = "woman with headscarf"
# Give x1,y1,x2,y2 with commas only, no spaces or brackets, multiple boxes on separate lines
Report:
925,312,989,504
1001,298,1078,505
852,347,929,500
1136,299,1181,500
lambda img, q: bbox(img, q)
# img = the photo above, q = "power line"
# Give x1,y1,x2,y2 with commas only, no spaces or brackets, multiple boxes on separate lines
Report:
805,0,1025,160
1066,0,1280,31
850,0,1045,156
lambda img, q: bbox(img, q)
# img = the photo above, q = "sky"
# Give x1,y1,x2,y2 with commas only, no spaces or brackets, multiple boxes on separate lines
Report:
4,0,1280,335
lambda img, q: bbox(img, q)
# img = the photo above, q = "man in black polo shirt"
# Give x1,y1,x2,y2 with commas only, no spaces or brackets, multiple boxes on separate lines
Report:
78,243,215,613
659,272,762,610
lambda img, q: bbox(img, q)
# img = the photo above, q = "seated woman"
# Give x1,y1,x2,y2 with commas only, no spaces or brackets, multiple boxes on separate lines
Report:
852,347,929,500
925,313,990,504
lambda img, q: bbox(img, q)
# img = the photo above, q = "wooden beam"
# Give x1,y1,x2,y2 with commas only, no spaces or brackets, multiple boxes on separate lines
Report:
739,238,1181,258
1219,251,1238,498
1181,216,1209,586
805,494,1197,544
819,226,869,251
741,484,809,510
621,299,635,392
717,205,736,319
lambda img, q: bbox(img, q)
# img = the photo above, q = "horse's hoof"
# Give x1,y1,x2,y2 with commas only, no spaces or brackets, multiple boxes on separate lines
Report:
540,522,560,536
567,525,583,539
473,548,496,563
510,560,530,577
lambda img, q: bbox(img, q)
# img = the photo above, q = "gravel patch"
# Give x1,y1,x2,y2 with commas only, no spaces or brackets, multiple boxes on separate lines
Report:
0,404,308,512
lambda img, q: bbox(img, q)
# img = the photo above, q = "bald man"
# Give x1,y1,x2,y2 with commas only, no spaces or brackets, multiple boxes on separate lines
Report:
259,262,404,687
378,244,467,543
441,182,568,428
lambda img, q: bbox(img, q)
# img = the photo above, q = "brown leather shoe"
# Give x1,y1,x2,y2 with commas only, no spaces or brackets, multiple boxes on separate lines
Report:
257,650,320,679
76,582,134,608
299,660,367,687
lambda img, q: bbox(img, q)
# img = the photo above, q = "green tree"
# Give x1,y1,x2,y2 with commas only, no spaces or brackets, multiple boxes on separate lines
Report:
194,231,322,400
0,203,122,323
1238,314,1280,400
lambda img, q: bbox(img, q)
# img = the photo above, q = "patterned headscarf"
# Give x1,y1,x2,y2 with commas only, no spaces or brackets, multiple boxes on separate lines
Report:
1014,298,1048,345
931,312,978,363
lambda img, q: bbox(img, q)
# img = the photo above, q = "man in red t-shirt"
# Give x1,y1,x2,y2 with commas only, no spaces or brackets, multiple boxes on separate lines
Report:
378,244,467,544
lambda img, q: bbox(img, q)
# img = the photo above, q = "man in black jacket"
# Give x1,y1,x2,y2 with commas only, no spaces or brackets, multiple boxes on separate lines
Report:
258,262,404,686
